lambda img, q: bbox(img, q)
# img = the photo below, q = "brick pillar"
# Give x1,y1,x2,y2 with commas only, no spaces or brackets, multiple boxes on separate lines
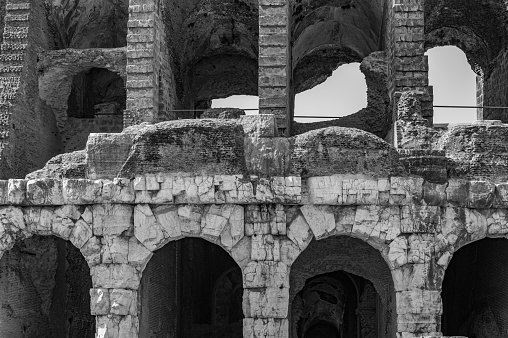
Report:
477,49,508,122
389,0,434,125
258,0,292,135
125,0,174,127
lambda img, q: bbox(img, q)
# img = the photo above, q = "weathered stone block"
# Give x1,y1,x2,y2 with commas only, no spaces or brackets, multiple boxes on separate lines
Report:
110,289,137,315
243,261,289,288
445,179,468,207
90,288,110,316
63,179,102,204
286,214,312,251
8,179,27,204
300,205,335,239
390,177,423,205
251,234,280,261
243,286,289,318
91,264,140,289
243,318,289,338
93,204,134,236
27,179,64,205
102,236,129,264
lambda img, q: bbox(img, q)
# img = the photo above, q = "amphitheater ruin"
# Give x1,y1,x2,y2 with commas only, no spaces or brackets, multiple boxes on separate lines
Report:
1,0,508,337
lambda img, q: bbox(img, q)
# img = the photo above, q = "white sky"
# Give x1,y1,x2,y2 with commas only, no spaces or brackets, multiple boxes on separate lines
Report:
212,46,478,125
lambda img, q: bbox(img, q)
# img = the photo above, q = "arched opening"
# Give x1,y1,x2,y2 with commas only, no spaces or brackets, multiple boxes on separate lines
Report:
0,235,94,337
138,237,243,338
294,63,367,123
62,68,125,152
425,46,477,125
442,238,508,338
290,236,396,338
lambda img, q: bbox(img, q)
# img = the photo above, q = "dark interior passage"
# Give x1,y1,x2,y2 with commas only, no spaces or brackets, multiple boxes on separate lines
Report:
290,236,396,338
138,237,243,338
0,236,94,338
442,238,508,338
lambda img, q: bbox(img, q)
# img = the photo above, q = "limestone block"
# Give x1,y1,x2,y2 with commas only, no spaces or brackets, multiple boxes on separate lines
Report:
400,205,440,233
133,177,145,191
464,208,487,242
369,206,401,245
407,234,433,264
135,174,173,204
82,205,93,224
118,315,139,338
26,179,64,205
102,236,129,264
63,179,102,204
396,290,442,333
245,204,286,236
152,204,182,239
306,176,342,204
468,180,495,208
231,236,252,269
70,219,93,249
254,178,274,203
389,177,423,205
423,181,447,206
279,237,301,266
178,204,203,235
201,205,229,240
286,214,313,251
110,289,137,315
0,206,25,234
52,205,81,239
214,175,254,203
0,180,7,204
90,288,110,315
172,176,215,204
445,179,468,207
24,207,52,235
251,234,280,261
300,205,335,239
487,208,508,236
388,236,408,269
102,178,135,203
243,261,289,288
8,179,27,204
134,204,167,251
81,236,102,267
334,206,356,234
220,205,244,250
96,315,139,338
352,206,401,246
392,264,429,291
396,290,442,315
243,318,289,338
128,236,153,270
243,286,289,318
93,204,134,236
342,177,379,204
91,264,140,289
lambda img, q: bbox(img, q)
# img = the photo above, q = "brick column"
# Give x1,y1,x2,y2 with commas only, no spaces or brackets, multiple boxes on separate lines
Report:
388,0,434,124
258,0,292,135
125,0,176,127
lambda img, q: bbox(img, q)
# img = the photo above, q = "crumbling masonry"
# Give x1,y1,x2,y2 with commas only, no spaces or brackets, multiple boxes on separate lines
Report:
1,0,508,338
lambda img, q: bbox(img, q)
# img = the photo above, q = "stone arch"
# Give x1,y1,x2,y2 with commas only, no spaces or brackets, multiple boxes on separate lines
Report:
38,52,126,132
287,234,396,338
0,205,96,338
440,237,508,337
133,203,248,337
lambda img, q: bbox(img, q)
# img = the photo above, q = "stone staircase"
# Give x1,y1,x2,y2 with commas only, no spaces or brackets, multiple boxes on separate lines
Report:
0,0,30,160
